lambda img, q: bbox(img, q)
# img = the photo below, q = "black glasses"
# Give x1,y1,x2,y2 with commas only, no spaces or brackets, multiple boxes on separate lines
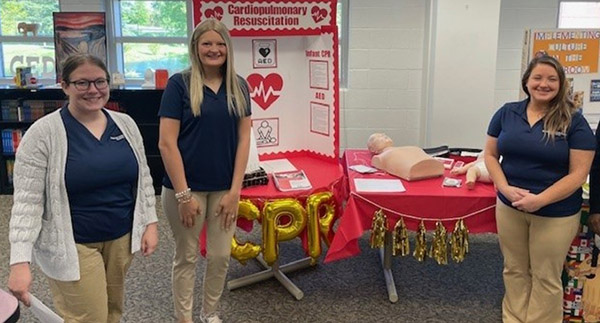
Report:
68,78,109,91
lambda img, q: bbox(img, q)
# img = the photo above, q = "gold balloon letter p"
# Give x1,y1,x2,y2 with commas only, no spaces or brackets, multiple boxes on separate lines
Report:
262,199,307,265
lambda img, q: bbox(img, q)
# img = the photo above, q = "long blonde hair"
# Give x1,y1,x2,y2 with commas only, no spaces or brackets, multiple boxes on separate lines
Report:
184,19,248,117
521,55,575,141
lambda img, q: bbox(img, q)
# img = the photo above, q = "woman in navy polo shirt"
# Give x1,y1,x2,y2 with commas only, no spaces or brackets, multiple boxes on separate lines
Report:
484,55,596,323
7,54,158,322
158,19,251,323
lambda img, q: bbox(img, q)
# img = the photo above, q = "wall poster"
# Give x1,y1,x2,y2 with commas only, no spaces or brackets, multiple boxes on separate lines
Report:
524,29,600,131
53,12,107,83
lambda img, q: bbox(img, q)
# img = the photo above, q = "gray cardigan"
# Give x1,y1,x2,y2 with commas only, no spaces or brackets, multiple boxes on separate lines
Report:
9,108,158,281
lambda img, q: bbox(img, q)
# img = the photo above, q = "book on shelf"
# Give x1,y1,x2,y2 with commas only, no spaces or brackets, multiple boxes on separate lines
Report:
14,67,31,88
2,129,23,155
30,101,46,120
105,101,121,112
1,129,12,155
1,100,62,122
6,159,14,185
1,100,18,121
272,169,312,192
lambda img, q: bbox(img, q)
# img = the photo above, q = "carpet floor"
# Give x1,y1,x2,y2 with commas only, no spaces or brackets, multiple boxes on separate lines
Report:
0,195,504,322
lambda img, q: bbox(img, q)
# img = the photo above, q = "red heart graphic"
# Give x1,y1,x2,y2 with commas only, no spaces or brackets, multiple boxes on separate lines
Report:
311,6,327,23
205,6,223,20
246,73,284,110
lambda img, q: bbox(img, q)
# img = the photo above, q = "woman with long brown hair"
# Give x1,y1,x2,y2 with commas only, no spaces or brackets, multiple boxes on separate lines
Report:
484,55,596,322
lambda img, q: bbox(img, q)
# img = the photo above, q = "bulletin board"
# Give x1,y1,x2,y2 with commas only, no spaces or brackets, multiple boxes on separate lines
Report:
193,0,339,161
524,29,600,130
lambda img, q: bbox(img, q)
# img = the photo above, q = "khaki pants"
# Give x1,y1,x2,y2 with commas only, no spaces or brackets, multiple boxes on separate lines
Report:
162,187,236,321
47,233,133,323
496,199,579,323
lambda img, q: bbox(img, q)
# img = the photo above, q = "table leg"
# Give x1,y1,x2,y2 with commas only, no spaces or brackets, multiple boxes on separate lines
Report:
272,260,305,300
379,231,398,303
227,256,313,300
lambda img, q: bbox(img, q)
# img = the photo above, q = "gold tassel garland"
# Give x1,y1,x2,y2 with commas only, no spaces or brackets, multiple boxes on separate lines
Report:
413,220,427,262
369,209,387,249
369,209,470,264
450,219,470,263
428,221,448,265
392,217,410,256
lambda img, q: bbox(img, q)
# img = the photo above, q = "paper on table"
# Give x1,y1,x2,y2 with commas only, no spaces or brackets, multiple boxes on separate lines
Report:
348,164,378,174
272,170,312,191
354,178,406,192
29,293,63,323
259,158,297,174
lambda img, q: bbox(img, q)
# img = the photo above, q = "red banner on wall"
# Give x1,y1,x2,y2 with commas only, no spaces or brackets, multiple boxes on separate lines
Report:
193,0,337,36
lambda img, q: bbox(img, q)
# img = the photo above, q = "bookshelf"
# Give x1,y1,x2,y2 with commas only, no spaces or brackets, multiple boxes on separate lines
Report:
0,87,164,194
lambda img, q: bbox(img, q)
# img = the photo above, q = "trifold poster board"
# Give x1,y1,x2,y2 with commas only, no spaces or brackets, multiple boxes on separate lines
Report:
193,0,339,160
524,29,600,131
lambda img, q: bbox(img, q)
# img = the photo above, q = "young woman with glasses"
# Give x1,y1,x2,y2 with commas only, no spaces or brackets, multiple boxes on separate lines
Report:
7,53,158,323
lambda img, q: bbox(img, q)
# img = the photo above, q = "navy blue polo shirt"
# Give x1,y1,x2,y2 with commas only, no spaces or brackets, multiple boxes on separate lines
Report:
487,99,596,217
158,73,251,191
61,107,138,243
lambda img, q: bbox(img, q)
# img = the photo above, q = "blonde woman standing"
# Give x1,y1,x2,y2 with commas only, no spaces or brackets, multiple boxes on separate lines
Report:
484,55,596,323
158,19,251,323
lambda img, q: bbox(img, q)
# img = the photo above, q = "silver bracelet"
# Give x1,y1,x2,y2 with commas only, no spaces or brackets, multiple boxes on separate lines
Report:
174,188,191,199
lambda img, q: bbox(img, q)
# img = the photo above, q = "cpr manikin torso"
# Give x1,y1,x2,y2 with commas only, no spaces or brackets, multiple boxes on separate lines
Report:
368,133,444,181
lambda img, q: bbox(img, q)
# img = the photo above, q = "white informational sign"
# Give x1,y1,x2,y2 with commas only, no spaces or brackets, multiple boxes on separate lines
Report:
259,158,297,174
253,39,277,68
234,34,337,157
354,178,406,193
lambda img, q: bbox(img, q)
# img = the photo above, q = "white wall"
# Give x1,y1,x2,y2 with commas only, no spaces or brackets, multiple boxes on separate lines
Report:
426,0,501,149
494,0,558,109
341,0,426,150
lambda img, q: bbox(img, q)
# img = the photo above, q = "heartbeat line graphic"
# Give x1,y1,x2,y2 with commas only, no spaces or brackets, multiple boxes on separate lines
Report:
246,73,283,110
250,81,281,101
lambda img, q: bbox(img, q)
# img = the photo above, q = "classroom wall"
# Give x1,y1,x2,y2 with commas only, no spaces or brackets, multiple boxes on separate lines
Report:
426,0,501,149
341,0,425,149
59,0,560,151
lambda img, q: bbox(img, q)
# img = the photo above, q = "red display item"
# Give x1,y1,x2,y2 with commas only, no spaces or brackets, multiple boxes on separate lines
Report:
325,149,497,263
154,69,168,89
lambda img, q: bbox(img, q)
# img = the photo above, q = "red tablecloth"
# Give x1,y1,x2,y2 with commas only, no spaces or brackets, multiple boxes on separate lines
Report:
324,149,497,263
242,155,345,203
201,155,345,256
